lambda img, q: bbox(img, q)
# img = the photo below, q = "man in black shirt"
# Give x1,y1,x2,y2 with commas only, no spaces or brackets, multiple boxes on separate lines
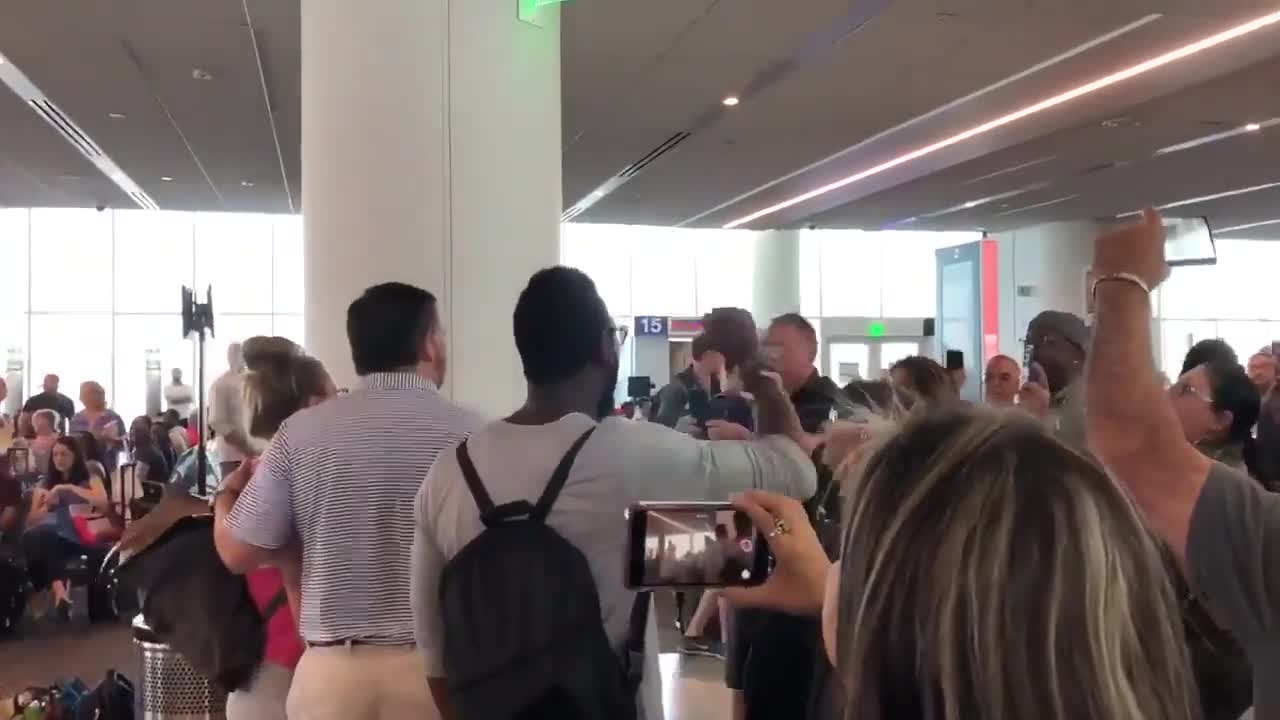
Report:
22,374,75,434
727,313,850,720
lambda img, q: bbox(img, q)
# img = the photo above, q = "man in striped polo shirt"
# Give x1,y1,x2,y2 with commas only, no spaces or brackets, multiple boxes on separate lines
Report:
216,282,480,719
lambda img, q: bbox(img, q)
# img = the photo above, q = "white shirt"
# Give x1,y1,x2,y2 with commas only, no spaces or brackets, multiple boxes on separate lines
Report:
164,381,195,418
412,413,817,720
207,370,247,463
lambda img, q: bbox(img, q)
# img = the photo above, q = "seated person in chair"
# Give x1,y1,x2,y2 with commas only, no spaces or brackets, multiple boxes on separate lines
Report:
20,436,109,620
29,409,60,476
131,417,173,501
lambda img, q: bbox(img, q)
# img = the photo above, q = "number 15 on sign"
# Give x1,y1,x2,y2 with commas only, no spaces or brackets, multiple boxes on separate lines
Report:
635,316,668,337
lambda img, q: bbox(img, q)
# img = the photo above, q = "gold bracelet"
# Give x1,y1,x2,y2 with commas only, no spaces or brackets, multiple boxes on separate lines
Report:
1091,272,1150,301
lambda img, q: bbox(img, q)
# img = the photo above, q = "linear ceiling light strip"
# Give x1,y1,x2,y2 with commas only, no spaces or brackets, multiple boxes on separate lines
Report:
1217,218,1280,233
1118,181,1280,217
724,9,1280,229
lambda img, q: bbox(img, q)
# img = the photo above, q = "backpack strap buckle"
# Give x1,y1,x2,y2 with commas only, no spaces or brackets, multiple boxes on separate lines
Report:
479,500,537,527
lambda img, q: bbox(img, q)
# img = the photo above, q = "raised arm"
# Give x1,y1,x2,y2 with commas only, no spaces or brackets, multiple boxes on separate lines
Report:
620,373,817,503
1086,208,1211,561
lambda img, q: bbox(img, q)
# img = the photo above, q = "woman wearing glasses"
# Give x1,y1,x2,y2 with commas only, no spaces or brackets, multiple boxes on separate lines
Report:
1169,357,1261,479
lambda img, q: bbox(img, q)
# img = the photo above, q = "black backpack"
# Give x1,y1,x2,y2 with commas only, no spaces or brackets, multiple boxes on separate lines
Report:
439,427,650,720
116,514,288,693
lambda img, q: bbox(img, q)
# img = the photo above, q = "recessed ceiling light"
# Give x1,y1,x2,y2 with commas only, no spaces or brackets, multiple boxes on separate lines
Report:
192,68,214,81
1245,122,1262,131
107,112,126,120
722,96,740,107
723,8,1280,229
160,176,173,182
240,180,255,187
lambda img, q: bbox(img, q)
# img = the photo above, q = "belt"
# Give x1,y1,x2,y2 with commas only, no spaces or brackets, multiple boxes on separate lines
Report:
305,638,416,649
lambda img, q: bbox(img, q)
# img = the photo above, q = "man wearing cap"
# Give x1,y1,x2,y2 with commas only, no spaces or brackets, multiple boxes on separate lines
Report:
1018,310,1091,453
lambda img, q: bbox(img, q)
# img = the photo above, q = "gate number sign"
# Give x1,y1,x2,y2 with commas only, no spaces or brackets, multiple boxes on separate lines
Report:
635,316,668,338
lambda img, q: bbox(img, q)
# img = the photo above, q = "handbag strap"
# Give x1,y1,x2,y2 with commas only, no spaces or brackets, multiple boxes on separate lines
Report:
261,588,289,622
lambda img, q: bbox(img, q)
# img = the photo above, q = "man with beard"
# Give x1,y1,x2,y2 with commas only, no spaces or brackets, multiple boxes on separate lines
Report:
412,267,817,720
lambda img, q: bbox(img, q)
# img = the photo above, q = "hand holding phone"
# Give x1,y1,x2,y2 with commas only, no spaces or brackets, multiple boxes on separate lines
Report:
722,491,829,616
625,502,771,589
1027,362,1048,388
1018,362,1052,417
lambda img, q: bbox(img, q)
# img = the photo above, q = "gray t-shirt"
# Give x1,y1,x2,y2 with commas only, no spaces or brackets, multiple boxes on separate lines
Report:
1188,462,1280,718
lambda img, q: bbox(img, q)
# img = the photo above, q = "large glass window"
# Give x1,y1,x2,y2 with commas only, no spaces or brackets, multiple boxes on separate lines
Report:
29,314,115,409
29,208,113,312
113,314,194,423
195,212,274,313
695,230,754,314
799,233,821,317
0,210,30,356
629,227,696,317
114,210,194,313
273,315,306,349
1154,239,1280,374
1,207,302,419
817,231,882,317
273,215,304,315
561,224,633,317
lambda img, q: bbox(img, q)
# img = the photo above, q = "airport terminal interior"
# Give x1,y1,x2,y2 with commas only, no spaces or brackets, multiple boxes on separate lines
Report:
3,0,1280,718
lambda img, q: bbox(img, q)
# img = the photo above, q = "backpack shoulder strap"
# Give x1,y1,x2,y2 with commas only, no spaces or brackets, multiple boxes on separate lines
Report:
623,591,651,695
531,427,597,522
456,440,504,525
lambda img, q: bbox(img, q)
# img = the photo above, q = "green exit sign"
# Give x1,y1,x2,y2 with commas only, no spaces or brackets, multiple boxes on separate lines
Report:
519,0,568,25
866,321,886,338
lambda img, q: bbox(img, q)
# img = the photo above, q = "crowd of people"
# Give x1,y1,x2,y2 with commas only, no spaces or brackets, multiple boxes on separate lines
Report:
6,207,1280,720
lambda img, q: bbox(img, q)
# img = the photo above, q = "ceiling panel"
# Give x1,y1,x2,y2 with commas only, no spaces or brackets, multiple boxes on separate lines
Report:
0,0,1278,244
808,51,1280,238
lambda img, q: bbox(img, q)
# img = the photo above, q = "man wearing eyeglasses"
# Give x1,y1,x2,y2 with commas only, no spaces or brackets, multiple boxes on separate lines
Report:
1017,310,1091,453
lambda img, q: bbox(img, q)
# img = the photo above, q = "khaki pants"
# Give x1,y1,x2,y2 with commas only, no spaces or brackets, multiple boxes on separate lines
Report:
286,645,439,720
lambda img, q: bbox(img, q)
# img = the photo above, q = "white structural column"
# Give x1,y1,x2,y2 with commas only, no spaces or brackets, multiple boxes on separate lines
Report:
751,230,802,324
301,0,561,415
993,220,1099,360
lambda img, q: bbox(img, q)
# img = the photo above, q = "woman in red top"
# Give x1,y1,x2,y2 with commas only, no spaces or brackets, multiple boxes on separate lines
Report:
219,337,335,720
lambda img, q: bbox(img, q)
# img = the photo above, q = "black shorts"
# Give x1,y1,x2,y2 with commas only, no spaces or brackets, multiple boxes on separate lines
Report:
726,609,822,719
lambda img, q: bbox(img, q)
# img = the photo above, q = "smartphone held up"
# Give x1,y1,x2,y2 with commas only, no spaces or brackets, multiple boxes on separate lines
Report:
625,502,771,589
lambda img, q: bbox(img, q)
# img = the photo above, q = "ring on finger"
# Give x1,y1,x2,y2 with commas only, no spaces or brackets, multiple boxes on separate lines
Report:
767,517,790,538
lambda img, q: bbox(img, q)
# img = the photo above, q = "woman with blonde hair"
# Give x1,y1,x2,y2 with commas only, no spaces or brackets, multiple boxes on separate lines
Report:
214,336,335,720
727,408,1196,720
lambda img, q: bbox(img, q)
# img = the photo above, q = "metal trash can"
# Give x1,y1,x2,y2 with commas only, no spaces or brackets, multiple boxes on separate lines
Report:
132,614,227,719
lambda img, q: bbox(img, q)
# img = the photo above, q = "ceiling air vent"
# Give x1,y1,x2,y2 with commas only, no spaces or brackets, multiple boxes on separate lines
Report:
617,132,691,179
1078,160,1129,176
1,53,157,210
29,99,103,159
